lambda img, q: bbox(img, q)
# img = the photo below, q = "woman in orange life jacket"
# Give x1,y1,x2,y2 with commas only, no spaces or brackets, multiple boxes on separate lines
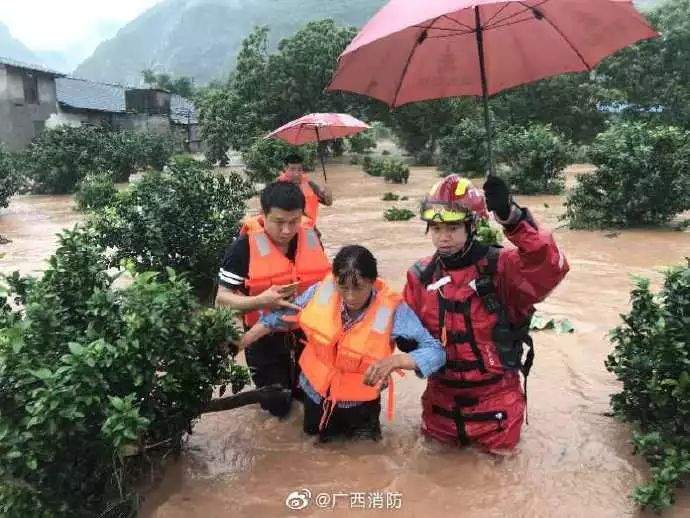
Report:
365,174,569,453
240,245,446,441
215,181,331,418
278,153,333,227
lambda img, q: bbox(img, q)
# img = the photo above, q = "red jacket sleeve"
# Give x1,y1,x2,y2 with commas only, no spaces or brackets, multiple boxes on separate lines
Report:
495,210,569,323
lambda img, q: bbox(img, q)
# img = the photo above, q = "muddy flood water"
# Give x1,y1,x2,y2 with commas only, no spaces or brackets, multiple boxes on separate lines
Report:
1,164,689,518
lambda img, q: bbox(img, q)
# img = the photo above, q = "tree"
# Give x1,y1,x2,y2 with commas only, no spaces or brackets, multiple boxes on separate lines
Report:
597,0,690,129
142,69,196,98
492,73,620,144
564,122,690,228
197,88,263,165
0,145,21,209
387,99,476,164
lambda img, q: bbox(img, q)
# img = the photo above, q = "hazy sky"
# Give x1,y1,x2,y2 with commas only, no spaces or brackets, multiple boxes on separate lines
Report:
0,1,163,59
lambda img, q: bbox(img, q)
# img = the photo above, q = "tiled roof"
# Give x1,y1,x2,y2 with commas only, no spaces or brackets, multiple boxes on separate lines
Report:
0,56,64,76
56,77,126,113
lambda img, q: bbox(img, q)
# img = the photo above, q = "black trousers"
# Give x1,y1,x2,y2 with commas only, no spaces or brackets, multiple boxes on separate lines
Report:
302,396,382,441
244,330,304,417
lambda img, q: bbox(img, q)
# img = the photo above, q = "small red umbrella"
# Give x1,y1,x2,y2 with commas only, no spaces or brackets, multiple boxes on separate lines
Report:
327,0,658,175
265,113,370,180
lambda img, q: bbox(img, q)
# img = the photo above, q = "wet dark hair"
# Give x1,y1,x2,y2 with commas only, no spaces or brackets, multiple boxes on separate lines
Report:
332,245,378,286
260,181,305,214
283,153,304,165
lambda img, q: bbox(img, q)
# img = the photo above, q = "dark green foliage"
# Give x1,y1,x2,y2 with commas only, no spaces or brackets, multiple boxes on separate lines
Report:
382,158,410,184
347,130,376,154
605,262,690,511
383,207,415,221
20,126,174,194
0,227,247,516
496,124,573,194
564,122,690,228
142,69,195,97
75,173,117,212
438,117,489,177
242,137,316,184
0,145,21,209
381,192,399,201
89,156,252,303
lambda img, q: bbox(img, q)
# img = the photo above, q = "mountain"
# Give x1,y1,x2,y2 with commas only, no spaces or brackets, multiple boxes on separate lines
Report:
73,0,387,86
0,20,40,64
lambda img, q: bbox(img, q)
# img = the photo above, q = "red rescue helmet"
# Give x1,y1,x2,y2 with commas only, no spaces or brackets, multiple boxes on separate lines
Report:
420,175,488,223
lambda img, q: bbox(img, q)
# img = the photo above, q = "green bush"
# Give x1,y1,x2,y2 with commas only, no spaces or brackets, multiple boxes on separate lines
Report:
475,219,503,246
23,126,104,194
605,261,690,512
350,154,361,165
383,158,410,184
90,156,252,303
75,173,117,212
496,124,573,194
363,156,409,183
362,155,380,176
242,137,316,184
384,207,415,221
21,126,175,194
439,117,488,176
0,145,21,209
0,227,246,516
382,192,400,201
564,123,690,228
347,130,376,154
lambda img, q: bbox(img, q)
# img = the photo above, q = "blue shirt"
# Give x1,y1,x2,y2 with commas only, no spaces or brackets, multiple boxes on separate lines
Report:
258,283,446,407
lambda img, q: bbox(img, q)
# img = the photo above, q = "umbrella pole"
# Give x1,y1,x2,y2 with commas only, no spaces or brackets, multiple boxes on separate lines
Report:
474,7,495,177
315,126,328,182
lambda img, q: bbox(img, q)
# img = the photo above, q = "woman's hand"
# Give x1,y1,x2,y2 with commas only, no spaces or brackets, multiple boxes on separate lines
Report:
239,323,272,350
363,354,418,389
257,284,301,311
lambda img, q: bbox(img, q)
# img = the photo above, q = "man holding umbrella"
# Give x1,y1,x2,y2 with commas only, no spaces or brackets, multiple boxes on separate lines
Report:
278,153,333,227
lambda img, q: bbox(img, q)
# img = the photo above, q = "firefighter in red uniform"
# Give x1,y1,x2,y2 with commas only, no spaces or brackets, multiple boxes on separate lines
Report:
366,174,569,452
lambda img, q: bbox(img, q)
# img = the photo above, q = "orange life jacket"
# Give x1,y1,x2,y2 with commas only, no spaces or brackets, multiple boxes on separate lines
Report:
298,275,402,429
244,226,330,327
278,172,320,226
239,214,313,236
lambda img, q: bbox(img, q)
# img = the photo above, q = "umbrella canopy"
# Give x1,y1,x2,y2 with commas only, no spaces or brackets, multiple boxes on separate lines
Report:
327,0,658,108
265,113,370,145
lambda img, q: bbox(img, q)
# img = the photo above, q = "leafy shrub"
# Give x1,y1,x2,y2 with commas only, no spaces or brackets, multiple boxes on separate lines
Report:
475,219,503,246
362,155,379,176
347,130,376,154
383,158,410,184
363,156,409,183
382,192,400,201
605,261,690,511
381,149,391,156
242,137,316,184
384,207,415,221
23,125,104,194
21,126,175,194
75,172,117,212
0,227,247,516
90,156,252,303
564,123,690,228
439,117,488,176
496,124,573,194
350,154,361,165
414,149,436,166
0,145,21,209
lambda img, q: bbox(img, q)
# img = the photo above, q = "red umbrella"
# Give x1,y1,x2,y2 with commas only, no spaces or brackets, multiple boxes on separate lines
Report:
327,0,658,174
265,113,370,180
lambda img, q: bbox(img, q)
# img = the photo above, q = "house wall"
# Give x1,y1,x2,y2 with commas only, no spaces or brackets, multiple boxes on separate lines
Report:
0,65,58,150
